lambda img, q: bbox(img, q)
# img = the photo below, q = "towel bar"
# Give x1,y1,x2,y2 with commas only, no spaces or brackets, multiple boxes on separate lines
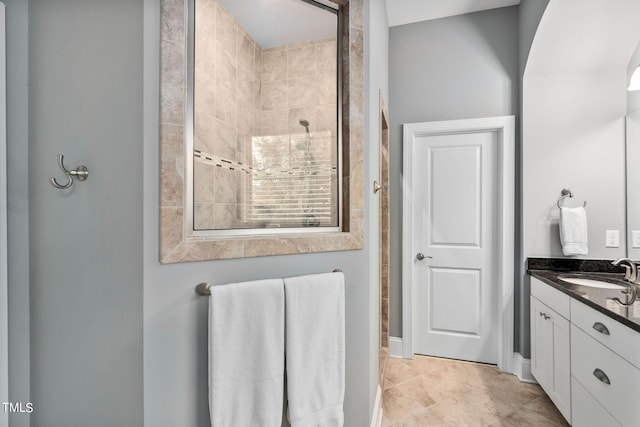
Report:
196,269,343,296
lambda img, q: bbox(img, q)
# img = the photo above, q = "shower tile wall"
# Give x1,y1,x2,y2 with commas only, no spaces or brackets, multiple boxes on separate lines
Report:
379,118,391,384
261,39,337,138
193,0,338,230
194,0,261,229
381,135,390,348
259,38,338,227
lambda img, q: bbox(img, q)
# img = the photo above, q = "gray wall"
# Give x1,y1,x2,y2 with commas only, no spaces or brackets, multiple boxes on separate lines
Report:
26,0,144,425
521,72,626,362
516,0,549,359
388,7,519,337
143,1,380,426
5,0,31,426
629,40,640,113
4,0,382,425
518,0,550,78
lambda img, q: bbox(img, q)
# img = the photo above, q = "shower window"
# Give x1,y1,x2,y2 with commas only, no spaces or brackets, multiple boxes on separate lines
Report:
189,0,341,233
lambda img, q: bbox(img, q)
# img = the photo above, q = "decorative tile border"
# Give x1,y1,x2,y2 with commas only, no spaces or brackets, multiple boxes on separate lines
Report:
159,0,364,263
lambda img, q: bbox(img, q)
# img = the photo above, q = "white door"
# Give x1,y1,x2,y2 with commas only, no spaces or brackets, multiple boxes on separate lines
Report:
412,130,498,364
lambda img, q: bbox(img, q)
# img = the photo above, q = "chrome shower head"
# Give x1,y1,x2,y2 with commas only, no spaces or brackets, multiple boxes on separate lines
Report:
299,119,310,134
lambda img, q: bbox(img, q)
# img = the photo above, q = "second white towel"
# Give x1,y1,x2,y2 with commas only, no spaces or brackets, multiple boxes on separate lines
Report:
284,272,345,427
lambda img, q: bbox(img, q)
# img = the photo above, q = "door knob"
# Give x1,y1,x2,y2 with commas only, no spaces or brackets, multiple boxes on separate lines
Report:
416,253,432,261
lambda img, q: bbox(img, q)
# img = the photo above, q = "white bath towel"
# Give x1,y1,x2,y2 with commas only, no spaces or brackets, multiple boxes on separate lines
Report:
560,206,588,256
208,279,285,427
284,272,345,427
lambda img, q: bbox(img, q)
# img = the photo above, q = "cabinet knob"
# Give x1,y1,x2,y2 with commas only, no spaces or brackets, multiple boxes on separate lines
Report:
593,368,611,385
592,322,610,335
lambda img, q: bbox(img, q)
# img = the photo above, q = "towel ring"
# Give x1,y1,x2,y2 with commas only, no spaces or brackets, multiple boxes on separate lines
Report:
557,188,587,209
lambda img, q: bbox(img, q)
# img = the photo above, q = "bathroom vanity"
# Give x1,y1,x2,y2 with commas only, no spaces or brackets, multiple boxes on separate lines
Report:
529,261,640,426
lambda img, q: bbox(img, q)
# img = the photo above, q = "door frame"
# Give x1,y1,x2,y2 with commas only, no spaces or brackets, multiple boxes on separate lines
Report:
401,116,515,373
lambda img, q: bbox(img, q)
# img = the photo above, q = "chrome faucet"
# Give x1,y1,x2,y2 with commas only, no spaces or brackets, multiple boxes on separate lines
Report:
611,258,640,306
612,258,639,284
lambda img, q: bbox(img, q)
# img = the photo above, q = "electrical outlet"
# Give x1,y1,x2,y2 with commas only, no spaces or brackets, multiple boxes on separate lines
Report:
606,230,620,248
633,231,640,248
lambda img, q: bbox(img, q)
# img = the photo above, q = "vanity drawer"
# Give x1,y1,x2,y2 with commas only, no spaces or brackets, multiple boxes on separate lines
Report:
571,377,621,427
531,277,570,319
571,299,640,369
571,325,640,426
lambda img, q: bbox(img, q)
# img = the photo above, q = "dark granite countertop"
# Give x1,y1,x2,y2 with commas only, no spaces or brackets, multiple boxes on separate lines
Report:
528,266,640,334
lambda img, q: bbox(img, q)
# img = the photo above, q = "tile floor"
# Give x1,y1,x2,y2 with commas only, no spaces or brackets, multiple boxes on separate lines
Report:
381,355,569,426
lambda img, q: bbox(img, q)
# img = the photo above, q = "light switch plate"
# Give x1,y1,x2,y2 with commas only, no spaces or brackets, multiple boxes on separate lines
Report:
633,231,640,248
606,230,620,248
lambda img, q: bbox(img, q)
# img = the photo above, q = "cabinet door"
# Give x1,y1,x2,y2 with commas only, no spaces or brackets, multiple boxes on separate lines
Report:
530,296,571,423
531,296,550,386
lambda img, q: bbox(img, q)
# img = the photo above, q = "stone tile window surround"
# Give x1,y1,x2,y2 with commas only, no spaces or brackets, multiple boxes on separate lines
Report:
159,0,364,263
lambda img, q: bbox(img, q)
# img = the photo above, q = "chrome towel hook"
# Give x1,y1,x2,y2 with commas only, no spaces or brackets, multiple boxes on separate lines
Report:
49,154,89,189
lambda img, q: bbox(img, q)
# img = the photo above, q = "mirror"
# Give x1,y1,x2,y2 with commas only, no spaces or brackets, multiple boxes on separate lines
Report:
159,0,364,263
189,0,341,233
627,41,640,259
627,108,640,259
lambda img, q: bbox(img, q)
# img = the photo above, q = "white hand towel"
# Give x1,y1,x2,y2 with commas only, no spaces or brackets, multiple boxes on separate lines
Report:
560,206,588,256
208,279,285,427
284,272,345,427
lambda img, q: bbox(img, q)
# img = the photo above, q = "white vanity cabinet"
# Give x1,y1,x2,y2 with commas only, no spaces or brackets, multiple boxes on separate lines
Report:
531,276,640,427
530,278,572,423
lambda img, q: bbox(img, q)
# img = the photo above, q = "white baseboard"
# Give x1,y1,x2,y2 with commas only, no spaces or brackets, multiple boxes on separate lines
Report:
370,385,383,427
513,353,537,383
389,336,404,358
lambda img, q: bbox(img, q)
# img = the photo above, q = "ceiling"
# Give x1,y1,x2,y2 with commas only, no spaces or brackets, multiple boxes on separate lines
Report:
219,0,337,49
385,0,521,27
218,0,523,47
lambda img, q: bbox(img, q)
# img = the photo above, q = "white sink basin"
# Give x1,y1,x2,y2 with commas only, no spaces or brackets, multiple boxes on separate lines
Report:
558,276,627,290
